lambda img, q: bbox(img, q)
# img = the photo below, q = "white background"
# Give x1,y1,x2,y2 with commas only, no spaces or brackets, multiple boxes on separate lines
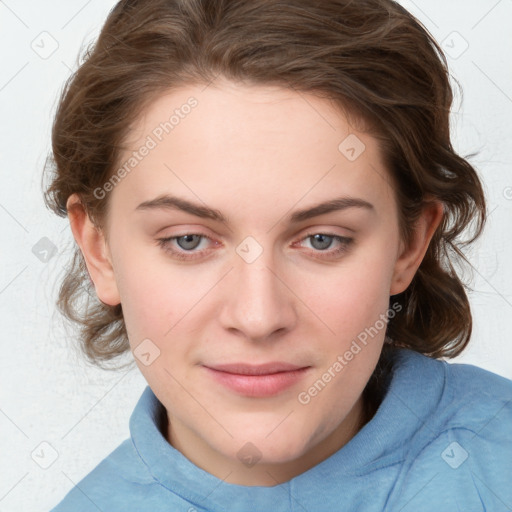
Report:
0,1,511,510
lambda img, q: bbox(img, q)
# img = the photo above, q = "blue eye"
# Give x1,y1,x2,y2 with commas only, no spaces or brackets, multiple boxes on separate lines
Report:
308,233,335,250
157,234,213,260
299,233,353,258
175,234,202,250
156,232,353,261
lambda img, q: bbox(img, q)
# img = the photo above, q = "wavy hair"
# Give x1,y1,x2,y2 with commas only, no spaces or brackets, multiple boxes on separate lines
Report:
43,0,486,384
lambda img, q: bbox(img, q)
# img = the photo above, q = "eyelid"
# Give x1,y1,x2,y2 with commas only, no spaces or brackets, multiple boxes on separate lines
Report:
154,230,211,260
156,229,353,261
293,231,353,257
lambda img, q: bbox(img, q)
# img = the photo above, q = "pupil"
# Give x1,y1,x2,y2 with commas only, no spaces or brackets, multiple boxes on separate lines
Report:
178,235,201,250
311,234,332,250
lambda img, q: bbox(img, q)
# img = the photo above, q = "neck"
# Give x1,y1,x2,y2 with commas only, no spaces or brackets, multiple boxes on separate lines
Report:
166,394,369,486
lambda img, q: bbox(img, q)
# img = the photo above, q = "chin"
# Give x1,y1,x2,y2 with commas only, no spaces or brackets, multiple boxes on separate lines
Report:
227,425,315,465
260,440,312,464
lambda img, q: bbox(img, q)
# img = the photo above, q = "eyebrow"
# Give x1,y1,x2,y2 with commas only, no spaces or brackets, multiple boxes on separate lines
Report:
135,194,374,224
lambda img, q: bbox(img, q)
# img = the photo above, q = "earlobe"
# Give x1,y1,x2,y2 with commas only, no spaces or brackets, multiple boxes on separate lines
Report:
390,201,444,296
66,194,121,306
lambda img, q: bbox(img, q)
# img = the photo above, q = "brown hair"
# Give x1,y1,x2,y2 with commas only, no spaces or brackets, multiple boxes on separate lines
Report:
43,0,486,375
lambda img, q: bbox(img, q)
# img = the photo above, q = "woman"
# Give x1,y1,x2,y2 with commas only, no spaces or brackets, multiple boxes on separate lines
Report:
45,0,512,510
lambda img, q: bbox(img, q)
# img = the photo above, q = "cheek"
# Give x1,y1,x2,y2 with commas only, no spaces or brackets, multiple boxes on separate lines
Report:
109,242,182,342
313,256,395,339
298,256,393,420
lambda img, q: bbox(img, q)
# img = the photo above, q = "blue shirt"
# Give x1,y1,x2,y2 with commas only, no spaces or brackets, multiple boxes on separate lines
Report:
50,349,512,511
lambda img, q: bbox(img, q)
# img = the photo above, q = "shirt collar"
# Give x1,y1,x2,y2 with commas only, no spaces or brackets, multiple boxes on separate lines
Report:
129,348,445,511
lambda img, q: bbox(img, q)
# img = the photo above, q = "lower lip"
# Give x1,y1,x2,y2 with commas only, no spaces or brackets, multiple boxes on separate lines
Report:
203,367,310,398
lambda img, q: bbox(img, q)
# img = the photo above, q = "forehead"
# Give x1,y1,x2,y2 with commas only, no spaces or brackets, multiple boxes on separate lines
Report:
111,78,397,222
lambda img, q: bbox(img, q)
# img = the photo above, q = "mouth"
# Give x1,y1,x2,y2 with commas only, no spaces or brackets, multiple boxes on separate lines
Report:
202,362,311,397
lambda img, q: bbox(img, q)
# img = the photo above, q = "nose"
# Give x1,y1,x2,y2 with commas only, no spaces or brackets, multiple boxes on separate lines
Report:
218,247,298,342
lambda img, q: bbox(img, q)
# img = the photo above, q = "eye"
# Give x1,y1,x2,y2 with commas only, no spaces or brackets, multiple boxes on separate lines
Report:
174,234,202,250
296,232,353,258
156,233,216,260
156,231,353,261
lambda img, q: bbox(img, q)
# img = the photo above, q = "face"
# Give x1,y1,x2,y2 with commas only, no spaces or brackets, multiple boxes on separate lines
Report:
72,77,441,485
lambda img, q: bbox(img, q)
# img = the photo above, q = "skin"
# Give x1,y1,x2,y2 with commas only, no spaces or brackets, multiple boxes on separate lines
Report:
67,77,443,486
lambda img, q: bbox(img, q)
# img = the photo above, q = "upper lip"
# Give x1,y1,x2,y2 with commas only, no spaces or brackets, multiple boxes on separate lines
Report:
204,362,309,376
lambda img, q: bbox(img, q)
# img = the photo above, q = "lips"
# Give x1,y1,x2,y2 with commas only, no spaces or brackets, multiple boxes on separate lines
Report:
202,362,311,397
206,362,306,376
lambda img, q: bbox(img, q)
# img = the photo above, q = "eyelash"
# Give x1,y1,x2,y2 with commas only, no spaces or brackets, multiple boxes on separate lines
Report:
156,232,353,261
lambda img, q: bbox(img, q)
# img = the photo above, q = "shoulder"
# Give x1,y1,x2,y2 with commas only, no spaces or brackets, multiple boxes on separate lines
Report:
387,350,512,511
49,439,163,512
444,355,512,397
394,349,512,449
391,348,512,428
437,355,512,433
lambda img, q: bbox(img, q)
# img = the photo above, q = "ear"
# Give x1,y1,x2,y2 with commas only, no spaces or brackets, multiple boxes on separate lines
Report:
66,194,121,306
390,200,444,296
